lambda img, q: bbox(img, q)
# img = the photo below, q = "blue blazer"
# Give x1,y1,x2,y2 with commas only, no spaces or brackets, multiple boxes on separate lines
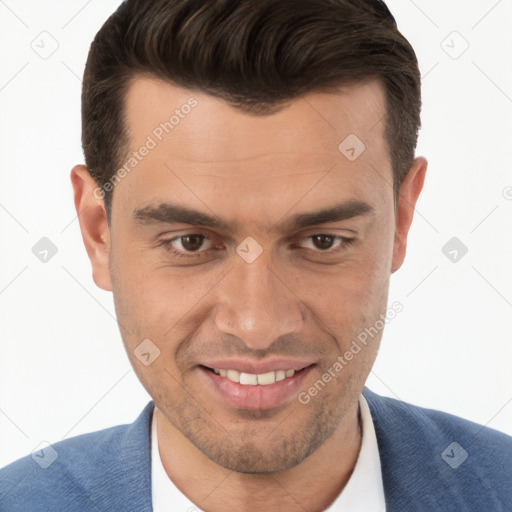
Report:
1,388,511,511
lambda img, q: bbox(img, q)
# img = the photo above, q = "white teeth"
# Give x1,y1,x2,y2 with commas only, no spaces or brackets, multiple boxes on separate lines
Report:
213,368,297,385
239,373,258,385
226,369,240,383
257,371,276,386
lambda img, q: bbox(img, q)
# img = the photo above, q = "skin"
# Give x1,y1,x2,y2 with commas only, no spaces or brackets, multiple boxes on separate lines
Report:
71,76,426,511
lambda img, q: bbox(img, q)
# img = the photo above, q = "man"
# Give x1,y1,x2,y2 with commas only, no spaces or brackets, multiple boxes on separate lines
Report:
1,0,510,510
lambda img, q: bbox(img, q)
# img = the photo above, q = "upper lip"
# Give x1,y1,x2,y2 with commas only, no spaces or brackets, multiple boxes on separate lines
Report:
199,358,315,375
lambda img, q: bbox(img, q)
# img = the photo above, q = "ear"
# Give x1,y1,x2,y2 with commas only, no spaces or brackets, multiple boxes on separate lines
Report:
391,156,428,273
70,164,112,291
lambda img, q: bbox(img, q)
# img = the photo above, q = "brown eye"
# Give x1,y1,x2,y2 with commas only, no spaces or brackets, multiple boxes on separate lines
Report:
311,234,335,250
180,234,205,252
159,233,214,257
294,234,355,254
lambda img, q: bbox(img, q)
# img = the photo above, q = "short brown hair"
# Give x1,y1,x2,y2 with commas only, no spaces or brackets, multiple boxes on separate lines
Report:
82,0,421,223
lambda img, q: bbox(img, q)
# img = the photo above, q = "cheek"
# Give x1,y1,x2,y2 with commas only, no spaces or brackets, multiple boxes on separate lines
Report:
110,249,170,346
292,245,391,364
296,251,389,318
111,242,177,311
111,252,222,369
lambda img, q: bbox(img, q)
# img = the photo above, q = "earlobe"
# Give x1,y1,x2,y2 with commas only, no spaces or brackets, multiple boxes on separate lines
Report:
391,156,428,273
70,164,113,291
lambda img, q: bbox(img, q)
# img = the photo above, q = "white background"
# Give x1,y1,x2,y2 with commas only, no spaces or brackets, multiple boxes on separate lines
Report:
0,0,511,468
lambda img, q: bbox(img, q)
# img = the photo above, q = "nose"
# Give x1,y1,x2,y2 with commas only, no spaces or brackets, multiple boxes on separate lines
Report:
212,249,305,350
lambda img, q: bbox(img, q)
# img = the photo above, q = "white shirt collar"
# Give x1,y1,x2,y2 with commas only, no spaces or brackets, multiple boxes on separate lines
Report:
151,395,386,511
324,394,386,511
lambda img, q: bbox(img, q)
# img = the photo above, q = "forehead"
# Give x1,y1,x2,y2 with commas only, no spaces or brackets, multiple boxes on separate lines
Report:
124,76,388,163
118,76,391,220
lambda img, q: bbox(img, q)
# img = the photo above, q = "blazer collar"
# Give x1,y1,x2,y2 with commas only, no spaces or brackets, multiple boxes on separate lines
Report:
362,387,497,511
83,401,155,511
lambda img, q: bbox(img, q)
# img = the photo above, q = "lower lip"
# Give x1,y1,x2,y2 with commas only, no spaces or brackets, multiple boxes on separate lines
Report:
199,365,314,411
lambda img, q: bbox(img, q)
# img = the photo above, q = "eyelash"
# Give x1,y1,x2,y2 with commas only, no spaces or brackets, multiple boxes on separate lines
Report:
158,233,355,260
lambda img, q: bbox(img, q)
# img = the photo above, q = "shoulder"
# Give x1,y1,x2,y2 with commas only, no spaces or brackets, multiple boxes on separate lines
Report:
363,387,512,450
0,402,154,512
362,388,512,510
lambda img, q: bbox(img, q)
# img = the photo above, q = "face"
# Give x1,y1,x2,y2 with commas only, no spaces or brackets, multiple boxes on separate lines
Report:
72,76,426,474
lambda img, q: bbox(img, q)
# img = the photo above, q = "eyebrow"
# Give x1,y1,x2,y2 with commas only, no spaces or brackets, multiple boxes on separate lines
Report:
132,199,374,233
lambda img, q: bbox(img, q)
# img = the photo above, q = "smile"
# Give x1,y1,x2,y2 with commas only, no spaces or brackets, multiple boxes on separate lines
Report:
199,364,314,410
210,368,296,386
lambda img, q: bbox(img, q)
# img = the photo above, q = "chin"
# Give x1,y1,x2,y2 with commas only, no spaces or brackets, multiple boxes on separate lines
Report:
199,432,324,475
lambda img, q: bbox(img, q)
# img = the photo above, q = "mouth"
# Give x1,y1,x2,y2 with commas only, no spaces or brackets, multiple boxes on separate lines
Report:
201,365,304,385
198,363,315,410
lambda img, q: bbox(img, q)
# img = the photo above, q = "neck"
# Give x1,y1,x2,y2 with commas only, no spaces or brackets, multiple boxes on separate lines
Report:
154,400,362,512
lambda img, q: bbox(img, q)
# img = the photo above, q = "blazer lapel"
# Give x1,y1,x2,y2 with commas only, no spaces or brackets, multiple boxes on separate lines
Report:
74,401,155,511
362,388,491,511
